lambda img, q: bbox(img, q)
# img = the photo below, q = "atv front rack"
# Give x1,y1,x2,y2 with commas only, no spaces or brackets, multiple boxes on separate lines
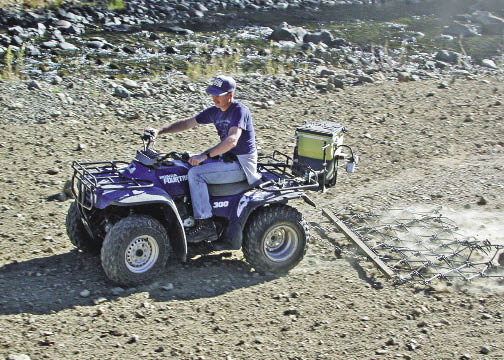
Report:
257,151,321,192
72,160,154,210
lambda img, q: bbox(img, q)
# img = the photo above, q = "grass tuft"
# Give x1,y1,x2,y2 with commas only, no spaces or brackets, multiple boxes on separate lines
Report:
1,44,26,81
107,0,123,11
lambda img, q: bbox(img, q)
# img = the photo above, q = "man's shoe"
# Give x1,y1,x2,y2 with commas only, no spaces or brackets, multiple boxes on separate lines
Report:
186,218,218,243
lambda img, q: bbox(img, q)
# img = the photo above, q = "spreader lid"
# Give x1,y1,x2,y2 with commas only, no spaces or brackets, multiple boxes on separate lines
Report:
296,121,346,138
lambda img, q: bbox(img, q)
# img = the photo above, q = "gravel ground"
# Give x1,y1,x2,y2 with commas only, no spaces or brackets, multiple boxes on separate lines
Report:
1,72,504,360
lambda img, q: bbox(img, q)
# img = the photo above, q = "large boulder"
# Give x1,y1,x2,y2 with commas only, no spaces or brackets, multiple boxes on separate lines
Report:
59,41,78,51
331,38,350,48
41,40,58,49
269,22,306,44
303,30,333,46
114,85,132,98
481,59,498,69
25,45,41,57
7,26,25,37
36,23,46,37
434,50,462,65
0,34,10,46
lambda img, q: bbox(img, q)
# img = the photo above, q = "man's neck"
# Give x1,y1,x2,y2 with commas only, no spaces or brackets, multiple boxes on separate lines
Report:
219,101,233,112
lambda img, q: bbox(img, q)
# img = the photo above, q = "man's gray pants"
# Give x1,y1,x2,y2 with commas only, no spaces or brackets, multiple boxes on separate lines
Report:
187,160,246,219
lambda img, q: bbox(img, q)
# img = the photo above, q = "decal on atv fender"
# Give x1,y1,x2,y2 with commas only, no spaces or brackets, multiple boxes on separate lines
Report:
237,191,272,218
213,201,229,209
237,195,251,218
159,174,188,184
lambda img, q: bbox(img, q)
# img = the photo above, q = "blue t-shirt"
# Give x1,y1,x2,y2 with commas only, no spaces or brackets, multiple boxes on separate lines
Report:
195,101,256,156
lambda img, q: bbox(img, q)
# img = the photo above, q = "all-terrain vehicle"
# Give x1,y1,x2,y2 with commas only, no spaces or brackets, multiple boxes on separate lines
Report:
66,121,358,286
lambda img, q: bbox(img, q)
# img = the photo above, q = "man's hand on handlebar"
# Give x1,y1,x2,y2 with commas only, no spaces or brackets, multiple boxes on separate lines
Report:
188,154,207,166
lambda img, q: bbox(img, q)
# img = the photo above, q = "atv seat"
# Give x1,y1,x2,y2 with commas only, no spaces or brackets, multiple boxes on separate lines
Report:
208,180,258,197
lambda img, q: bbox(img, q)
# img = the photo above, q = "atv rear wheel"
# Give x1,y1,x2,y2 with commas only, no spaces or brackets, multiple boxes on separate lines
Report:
100,215,171,286
66,201,101,254
242,205,309,274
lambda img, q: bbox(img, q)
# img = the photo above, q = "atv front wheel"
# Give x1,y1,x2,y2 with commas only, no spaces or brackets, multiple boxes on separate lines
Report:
101,215,171,286
242,205,309,274
66,201,101,254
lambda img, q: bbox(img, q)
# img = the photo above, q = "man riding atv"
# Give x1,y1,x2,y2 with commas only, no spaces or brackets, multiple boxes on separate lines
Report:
146,75,262,245
67,73,357,285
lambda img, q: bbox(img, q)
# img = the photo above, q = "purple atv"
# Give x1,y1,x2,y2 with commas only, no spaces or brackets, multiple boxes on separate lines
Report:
66,125,357,286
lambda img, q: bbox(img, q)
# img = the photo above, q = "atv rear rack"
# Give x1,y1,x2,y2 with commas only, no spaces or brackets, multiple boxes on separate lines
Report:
257,150,321,192
72,160,154,210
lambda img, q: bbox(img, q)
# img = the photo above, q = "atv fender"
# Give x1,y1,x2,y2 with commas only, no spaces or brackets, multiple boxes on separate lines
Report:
105,188,187,262
226,190,314,250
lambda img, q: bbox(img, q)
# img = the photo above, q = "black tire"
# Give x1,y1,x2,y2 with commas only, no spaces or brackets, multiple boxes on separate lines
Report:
242,204,309,274
66,201,101,254
100,215,171,286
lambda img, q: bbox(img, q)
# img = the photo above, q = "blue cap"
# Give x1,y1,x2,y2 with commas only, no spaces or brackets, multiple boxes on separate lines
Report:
206,75,236,96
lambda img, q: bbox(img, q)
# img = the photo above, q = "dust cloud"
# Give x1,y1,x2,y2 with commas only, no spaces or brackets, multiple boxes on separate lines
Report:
424,205,504,295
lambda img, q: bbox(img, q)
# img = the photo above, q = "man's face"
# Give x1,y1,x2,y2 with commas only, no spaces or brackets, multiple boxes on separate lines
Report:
212,93,232,111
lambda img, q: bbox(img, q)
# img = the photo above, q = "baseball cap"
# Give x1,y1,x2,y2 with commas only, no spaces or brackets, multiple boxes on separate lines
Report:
206,75,236,96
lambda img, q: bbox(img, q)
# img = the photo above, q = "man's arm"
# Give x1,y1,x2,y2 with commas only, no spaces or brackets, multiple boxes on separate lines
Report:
158,117,198,135
205,126,242,157
188,126,242,166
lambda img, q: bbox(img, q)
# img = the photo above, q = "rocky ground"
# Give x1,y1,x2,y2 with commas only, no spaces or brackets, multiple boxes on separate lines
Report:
1,0,504,359
1,0,503,82
1,66,504,359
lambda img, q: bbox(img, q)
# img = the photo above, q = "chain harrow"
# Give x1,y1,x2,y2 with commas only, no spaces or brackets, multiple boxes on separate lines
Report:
309,205,504,285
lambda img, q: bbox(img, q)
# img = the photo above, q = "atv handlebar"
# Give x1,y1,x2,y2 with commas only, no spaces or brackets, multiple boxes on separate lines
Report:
134,130,193,166
141,129,157,142
162,151,190,162
140,129,156,151
132,130,158,152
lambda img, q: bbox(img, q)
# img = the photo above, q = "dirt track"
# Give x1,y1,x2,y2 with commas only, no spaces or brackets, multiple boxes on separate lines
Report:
1,75,504,359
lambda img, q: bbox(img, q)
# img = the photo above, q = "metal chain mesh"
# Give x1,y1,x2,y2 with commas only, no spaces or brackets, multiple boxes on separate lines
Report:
309,205,504,285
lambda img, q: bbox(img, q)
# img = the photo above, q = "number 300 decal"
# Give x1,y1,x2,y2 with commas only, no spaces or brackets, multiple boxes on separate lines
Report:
213,201,229,208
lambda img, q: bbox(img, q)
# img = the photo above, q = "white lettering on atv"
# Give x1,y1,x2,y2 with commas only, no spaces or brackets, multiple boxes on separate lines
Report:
159,174,188,184
213,201,229,209
237,195,251,218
